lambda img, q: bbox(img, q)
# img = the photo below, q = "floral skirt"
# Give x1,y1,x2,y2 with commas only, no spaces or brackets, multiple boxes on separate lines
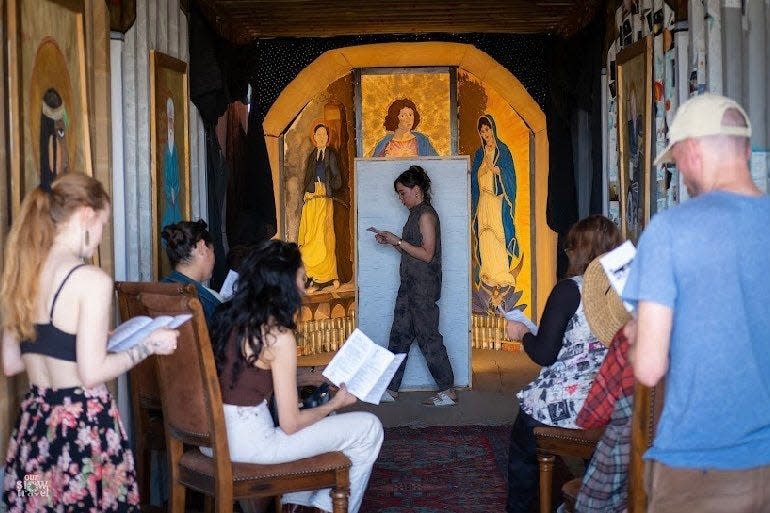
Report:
2,384,140,512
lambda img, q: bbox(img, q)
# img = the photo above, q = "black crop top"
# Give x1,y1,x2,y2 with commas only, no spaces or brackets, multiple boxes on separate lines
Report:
19,264,86,362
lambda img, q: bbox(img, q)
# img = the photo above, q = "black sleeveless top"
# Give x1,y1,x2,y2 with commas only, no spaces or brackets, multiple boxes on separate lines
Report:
19,264,86,362
399,201,442,301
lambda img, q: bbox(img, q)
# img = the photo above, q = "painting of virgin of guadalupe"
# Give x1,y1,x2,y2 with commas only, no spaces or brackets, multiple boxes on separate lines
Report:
471,114,519,289
371,98,438,157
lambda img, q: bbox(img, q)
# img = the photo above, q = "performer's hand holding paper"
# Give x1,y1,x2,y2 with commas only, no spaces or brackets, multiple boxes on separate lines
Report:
322,329,405,404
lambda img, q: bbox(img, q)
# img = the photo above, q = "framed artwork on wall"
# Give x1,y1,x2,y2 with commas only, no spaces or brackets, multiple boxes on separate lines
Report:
355,68,456,158
6,0,92,215
616,36,652,244
150,50,190,279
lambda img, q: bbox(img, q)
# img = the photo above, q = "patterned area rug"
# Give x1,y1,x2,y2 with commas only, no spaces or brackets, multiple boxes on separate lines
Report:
361,425,512,513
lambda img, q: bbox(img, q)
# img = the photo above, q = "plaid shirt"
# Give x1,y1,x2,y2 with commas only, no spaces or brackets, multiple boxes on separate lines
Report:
576,331,634,429
574,330,634,513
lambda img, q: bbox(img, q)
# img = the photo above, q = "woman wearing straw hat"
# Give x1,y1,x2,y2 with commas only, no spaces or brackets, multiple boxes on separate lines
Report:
504,214,622,513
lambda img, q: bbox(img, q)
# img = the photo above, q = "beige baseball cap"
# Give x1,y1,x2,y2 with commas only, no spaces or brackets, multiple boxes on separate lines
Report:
655,93,752,166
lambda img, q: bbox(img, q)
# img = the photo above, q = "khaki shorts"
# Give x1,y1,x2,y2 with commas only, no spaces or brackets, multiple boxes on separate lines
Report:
645,460,770,513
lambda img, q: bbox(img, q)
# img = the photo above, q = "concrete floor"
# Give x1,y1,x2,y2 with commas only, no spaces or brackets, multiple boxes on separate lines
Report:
299,348,541,428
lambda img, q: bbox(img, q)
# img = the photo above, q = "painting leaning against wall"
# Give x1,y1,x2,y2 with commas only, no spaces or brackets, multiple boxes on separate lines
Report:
616,36,653,245
7,0,92,214
150,50,191,279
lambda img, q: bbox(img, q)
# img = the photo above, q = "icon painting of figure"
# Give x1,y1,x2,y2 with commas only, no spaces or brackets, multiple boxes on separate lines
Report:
471,114,519,290
372,98,438,157
161,97,182,229
39,88,69,189
626,84,643,242
298,123,343,291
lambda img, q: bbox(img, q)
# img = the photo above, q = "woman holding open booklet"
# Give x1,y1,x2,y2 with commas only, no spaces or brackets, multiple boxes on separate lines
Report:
209,240,383,513
2,173,179,511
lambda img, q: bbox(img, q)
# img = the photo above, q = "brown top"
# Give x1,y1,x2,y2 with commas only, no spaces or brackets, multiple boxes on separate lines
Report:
219,333,274,407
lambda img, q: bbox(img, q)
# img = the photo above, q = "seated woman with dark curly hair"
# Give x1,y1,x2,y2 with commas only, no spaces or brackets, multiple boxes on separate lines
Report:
160,219,222,326
208,240,383,513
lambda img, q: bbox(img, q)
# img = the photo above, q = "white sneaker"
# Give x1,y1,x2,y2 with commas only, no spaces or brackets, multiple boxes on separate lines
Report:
422,391,457,407
380,390,397,403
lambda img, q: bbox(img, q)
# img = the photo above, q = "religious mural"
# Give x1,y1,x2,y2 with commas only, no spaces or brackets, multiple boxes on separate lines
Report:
298,122,343,290
283,74,355,290
281,67,534,351
371,98,438,157
458,69,533,322
359,70,452,157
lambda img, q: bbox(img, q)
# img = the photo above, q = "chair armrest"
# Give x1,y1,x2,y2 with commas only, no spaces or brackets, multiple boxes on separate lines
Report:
534,426,605,459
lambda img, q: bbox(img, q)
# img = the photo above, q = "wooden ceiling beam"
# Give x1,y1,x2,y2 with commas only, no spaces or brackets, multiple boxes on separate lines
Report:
197,0,602,43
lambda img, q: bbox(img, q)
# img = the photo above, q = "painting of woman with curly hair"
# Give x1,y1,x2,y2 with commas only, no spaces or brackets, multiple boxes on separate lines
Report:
371,98,438,157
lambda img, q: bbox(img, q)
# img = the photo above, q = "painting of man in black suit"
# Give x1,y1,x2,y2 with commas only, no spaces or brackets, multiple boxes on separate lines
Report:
298,123,343,291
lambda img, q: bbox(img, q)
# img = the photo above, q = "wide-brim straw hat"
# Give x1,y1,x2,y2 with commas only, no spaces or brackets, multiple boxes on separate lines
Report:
583,254,632,347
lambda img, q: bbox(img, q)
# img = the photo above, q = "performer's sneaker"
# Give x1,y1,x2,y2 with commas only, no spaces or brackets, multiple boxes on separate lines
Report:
422,391,457,407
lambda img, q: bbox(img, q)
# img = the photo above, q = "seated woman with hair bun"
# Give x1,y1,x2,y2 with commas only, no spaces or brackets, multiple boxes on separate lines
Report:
161,219,222,326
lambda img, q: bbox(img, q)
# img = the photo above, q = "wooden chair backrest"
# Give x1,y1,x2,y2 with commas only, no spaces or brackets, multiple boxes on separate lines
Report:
114,282,232,465
628,380,665,513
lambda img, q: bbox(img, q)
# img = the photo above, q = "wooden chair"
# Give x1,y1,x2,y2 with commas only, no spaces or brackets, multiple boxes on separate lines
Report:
535,380,667,513
116,281,352,513
115,282,167,511
534,425,605,513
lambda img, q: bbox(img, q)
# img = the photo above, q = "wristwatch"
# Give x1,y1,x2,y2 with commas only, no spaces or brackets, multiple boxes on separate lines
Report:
397,239,403,247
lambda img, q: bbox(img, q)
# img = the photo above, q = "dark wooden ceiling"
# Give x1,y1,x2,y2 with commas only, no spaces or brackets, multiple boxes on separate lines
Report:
190,0,604,44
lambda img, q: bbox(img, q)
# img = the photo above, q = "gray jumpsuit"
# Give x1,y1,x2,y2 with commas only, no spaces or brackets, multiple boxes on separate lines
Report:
387,201,455,391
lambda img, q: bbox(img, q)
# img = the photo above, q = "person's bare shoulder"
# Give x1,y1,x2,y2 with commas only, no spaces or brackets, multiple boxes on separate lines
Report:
70,265,113,294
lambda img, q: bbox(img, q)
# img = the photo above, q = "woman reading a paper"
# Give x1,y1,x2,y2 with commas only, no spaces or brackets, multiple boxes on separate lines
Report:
161,219,222,325
210,240,383,513
503,214,621,513
374,165,456,407
2,173,179,511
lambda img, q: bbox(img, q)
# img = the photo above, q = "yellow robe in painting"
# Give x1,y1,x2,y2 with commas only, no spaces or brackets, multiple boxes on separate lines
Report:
298,180,338,282
476,146,516,287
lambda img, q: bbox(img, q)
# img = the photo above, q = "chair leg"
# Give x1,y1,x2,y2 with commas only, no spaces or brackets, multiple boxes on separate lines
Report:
203,494,213,513
166,439,186,513
538,453,556,513
134,438,150,505
330,487,349,513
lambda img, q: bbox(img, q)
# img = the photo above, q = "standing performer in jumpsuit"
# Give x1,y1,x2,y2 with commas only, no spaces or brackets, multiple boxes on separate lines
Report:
375,165,457,407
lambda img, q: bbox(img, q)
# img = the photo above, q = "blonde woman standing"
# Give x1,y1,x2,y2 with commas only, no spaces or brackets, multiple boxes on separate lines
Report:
2,174,178,511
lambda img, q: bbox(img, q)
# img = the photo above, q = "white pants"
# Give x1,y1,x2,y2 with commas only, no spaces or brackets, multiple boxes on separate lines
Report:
202,401,383,513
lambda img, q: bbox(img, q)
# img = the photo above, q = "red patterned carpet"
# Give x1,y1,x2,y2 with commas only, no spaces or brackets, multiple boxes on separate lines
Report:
360,425,512,513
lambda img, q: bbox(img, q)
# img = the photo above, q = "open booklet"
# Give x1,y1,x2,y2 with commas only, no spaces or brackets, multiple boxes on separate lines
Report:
322,329,405,405
219,269,240,300
598,240,636,312
107,314,192,353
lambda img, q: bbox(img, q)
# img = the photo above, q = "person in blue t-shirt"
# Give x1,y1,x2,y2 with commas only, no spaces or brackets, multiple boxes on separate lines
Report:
161,219,222,326
623,93,770,513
